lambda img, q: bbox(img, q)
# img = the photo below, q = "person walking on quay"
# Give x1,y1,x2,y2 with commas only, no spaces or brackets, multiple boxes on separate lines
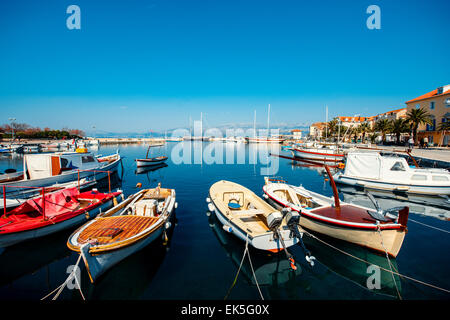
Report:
408,136,414,149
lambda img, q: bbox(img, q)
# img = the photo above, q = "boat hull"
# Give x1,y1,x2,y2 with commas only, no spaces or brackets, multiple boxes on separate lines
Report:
70,190,176,282
0,198,118,248
208,200,299,252
135,157,168,167
334,174,450,196
292,148,345,162
263,185,406,257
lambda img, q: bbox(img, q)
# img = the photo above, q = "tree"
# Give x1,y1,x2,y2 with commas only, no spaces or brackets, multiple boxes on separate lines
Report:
358,122,371,143
391,118,410,145
437,121,450,147
326,118,339,140
374,119,393,144
351,125,361,143
406,107,433,146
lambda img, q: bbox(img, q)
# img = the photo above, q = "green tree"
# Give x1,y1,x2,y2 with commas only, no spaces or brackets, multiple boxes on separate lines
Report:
437,121,450,146
358,122,371,143
391,118,410,145
374,118,393,144
406,107,433,146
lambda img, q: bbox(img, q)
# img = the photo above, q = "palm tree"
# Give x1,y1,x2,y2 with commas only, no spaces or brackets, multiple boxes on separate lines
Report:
374,119,393,144
368,132,379,144
326,118,339,140
437,121,450,146
391,118,410,145
351,125,361,143
359,122,371,143
406,107,433,146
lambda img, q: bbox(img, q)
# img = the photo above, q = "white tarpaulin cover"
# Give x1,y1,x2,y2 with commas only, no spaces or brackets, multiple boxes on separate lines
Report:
24,154,52,180
344,152,381,179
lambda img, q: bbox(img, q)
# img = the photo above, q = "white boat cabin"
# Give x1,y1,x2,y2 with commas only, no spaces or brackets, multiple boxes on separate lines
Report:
343,152,450,185
23,152,101,180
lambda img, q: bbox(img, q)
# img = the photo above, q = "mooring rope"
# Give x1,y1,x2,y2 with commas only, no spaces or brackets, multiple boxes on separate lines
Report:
302,229,450,295
41,254,85,301
224,233,264,300
376,224,402,300
408,218,450,234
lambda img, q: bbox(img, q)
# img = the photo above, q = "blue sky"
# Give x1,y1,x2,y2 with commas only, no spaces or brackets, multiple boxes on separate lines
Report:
0,0,448,133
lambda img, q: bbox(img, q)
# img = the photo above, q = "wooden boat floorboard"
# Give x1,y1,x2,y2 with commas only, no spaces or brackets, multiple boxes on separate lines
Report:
78,215,159,245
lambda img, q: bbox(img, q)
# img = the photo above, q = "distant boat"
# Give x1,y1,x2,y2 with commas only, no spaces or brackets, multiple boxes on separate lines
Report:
263,177,409,257
247,106,285,144
135,144,168,167
290,146,345,162
333,152,450,195
67,184,177,283
0,187,124,248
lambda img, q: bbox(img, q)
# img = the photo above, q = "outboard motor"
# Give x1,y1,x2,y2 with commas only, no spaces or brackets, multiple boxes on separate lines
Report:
266,211,283,230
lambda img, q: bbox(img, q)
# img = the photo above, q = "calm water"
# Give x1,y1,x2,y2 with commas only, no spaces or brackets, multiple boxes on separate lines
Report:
0,142,449,300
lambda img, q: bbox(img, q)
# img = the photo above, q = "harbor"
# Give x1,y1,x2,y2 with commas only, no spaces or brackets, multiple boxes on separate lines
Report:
0,142,449,301
1,0,449,311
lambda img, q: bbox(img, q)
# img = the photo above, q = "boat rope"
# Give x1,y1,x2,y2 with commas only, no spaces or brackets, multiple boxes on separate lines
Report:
302,229,450,295
408,218,450,234
376,224,402,300
41,254,85,301
273,228,297,270
224,234,264,300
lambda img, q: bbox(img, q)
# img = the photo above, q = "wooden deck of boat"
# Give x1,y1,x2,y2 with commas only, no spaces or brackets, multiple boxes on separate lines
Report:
310,205,394,224
78,215,159,245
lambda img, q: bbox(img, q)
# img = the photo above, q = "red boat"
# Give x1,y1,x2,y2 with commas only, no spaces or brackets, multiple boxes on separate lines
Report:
0,187,123,248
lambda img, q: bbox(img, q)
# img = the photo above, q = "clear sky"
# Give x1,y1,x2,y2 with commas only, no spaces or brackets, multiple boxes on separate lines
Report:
0,0,448,133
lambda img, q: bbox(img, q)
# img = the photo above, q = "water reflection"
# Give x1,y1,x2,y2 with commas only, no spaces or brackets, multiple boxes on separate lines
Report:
301,233,402,299
208,213,303,299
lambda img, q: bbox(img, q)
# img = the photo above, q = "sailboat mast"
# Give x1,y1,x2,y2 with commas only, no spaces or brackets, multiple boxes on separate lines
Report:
267,104,270,137
325,105,328,140
254,110,257,138
200,112,203,139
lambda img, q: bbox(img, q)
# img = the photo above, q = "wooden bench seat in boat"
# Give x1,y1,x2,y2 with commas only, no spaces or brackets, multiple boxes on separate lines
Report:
230,209,265,217
77,215,159,245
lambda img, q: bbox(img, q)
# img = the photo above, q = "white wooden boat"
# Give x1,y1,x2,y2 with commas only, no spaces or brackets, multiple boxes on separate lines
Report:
206,180,303,253
135,156,168,167
135,144,168,167
333,152,450,195
0,151,121,196
262,177,409,257
67,184,177,283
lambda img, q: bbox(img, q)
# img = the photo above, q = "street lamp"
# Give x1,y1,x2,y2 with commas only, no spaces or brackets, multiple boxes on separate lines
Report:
8,117,16,142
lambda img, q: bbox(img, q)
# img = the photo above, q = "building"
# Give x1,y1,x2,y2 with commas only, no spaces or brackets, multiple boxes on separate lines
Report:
337,116,367,128
309,122,327,139
291,129,302,140
405,84,450,146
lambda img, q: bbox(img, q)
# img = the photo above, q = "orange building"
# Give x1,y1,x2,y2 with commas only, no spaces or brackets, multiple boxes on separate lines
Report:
405,84,450,146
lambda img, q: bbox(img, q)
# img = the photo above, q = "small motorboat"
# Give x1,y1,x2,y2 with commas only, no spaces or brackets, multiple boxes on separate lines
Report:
333,152,450,195
206,180,303,253
0,187,124,248
135,144,168,167
263,176,409,257
67,183,177,283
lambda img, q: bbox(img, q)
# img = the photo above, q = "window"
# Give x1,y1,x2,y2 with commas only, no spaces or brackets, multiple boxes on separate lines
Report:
411,174,427,181
416,104,420,109
391,161,406,171
432,175,449,182
430,101,435,110
81,155,95,163
60,158,69,168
